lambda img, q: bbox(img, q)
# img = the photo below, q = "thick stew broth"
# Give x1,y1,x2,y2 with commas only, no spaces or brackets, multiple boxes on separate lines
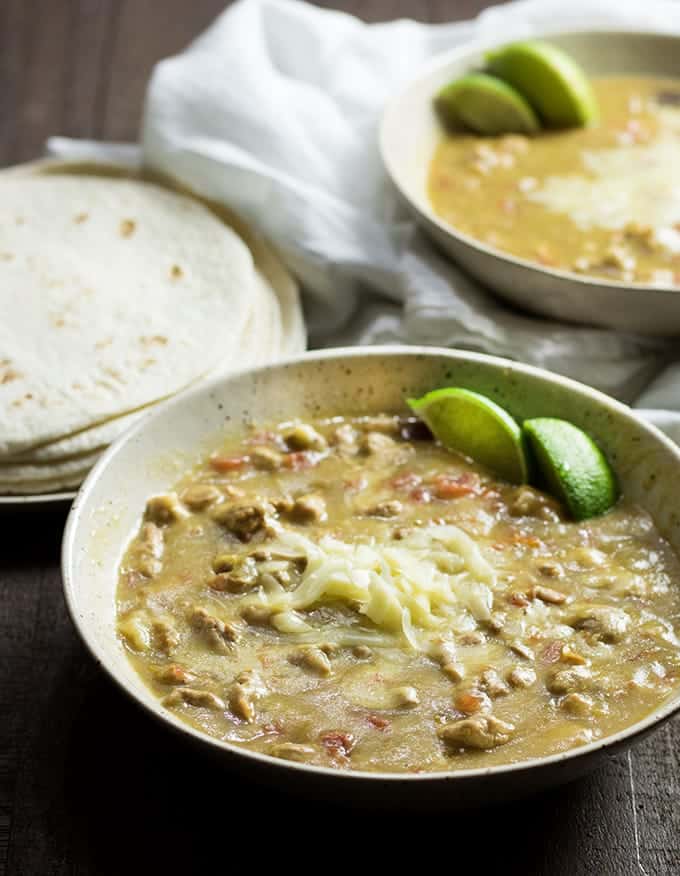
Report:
429,76,680,284
117,415,680,773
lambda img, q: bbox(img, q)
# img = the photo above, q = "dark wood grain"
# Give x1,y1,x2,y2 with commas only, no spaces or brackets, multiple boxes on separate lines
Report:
1,1,679,874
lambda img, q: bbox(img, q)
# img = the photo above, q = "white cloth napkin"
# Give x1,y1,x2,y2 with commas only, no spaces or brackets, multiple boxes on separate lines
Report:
49,0,680,439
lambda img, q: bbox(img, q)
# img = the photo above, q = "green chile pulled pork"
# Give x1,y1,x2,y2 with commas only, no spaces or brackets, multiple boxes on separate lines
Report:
117,414,680,772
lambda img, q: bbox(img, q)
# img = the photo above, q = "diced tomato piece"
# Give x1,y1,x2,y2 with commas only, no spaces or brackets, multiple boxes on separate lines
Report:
160,665,189,685
209,453,250,472
367,714,390,731
284,451,318,471
320,731,355,757
454,691,485,714
431,472,481,499
344,475,368,492
391,471,422,490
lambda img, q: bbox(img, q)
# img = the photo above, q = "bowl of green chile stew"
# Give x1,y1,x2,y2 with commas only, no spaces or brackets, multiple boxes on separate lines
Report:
63,347,680,805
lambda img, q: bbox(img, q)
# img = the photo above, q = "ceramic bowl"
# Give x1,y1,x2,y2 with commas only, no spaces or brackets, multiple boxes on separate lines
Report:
380,30,680,337
62,347,680,805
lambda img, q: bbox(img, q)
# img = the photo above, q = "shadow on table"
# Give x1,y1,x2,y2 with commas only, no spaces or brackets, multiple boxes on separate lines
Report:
1,509,68,566
17,648,634,876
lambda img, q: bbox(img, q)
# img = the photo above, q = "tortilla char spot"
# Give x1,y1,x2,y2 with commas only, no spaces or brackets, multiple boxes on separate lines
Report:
170,264,183,279
0,253,14,261
1,368,21,385
74,212,89,224
120,219,136,238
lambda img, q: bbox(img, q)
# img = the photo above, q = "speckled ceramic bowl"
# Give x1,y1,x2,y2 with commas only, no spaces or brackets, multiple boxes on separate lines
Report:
62,347,680,805
380,30,680,336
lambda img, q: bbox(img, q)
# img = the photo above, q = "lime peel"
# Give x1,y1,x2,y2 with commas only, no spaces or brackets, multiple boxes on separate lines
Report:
485,40,599,128
435,72,540,136
408,387,529,484
523,418,618,521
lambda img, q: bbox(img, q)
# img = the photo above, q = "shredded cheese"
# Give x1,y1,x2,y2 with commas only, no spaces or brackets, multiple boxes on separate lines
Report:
528,109,680,236
244,524,497,650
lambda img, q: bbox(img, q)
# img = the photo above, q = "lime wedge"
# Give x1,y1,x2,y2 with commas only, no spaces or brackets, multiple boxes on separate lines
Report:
523,418,618,520
408,387,529,483
435,72,540,135
486,41,598,128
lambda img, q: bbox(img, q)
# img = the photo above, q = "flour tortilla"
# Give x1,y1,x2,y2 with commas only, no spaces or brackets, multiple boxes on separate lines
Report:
5,408,148,463
4,265,297,468
2,271,272,467
0,449,102,484
212,199,306,355
0,174,255,456
0,161,305,494
34,159,306,355
0,472,92,495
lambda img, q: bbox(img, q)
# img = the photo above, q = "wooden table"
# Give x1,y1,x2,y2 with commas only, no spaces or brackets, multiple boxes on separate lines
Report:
1,2,678,873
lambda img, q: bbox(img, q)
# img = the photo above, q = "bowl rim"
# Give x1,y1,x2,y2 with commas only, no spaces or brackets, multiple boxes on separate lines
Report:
62,344,680,783
379,27,680,300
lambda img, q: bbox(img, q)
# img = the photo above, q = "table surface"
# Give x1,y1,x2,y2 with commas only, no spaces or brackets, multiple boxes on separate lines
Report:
2,2,679,873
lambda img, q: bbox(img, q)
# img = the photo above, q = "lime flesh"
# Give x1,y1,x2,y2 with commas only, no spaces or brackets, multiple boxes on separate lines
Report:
523,418,618,521
435,72,540,135
408,387,529,484
486,41,598,128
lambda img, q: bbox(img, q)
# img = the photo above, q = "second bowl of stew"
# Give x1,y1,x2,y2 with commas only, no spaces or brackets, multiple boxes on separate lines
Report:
381,30,680,335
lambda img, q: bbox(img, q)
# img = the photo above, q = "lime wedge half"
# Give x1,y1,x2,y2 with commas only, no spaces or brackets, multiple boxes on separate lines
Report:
408,387,529,483
523,418,618,520
435,72,540,135
486,41,598,128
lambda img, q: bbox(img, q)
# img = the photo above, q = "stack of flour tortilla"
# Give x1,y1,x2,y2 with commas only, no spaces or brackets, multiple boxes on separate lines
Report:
0,162,305,495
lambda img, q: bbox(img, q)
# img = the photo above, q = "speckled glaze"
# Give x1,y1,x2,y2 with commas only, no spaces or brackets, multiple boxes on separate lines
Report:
380,30,680,337
62,348,680,806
